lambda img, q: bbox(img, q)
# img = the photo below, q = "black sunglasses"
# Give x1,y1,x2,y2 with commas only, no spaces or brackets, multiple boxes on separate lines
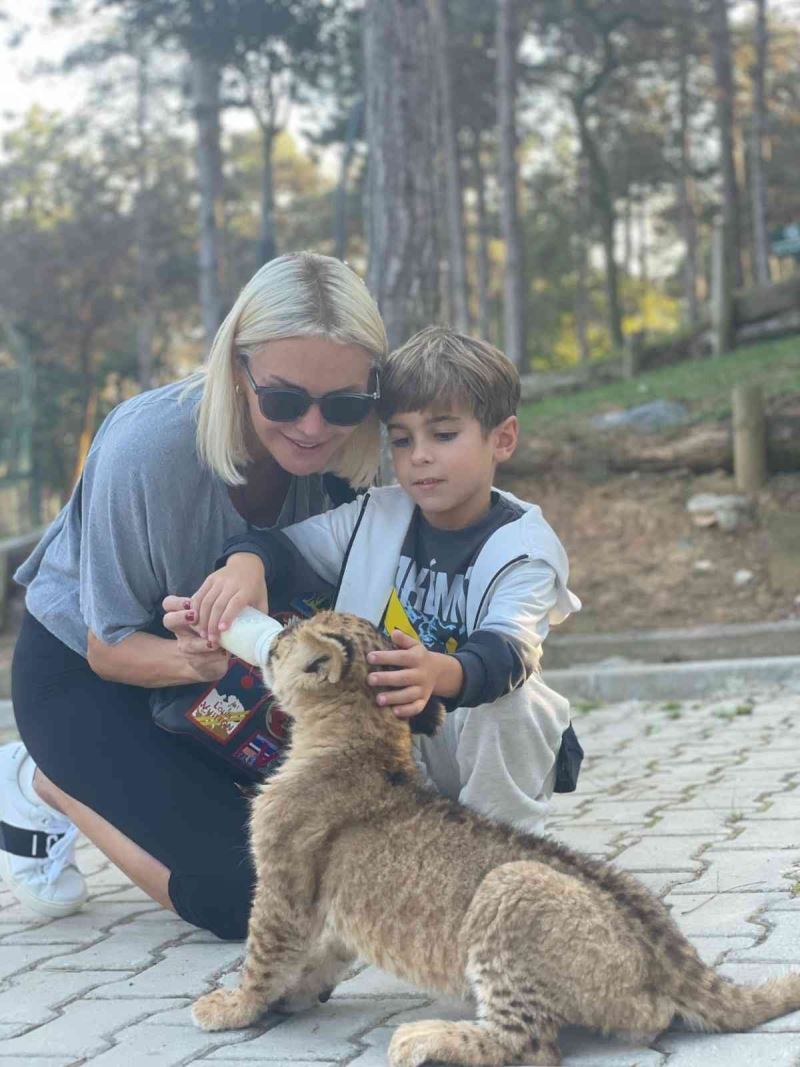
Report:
238,352,380,426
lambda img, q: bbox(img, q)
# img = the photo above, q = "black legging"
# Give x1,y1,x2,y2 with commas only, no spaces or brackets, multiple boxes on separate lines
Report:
11,610,255,940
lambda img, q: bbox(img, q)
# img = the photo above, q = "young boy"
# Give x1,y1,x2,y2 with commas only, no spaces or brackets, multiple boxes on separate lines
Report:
193,326,581,833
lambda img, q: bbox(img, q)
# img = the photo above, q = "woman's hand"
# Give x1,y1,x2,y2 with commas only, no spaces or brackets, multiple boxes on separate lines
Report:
161,594,230,683
188,554,269,648
366,629,464,719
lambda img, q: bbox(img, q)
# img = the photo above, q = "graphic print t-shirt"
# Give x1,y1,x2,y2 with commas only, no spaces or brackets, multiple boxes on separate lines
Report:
385,493,536,708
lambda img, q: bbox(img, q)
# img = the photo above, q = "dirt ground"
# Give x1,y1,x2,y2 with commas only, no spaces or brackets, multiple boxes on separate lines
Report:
499,464,800,635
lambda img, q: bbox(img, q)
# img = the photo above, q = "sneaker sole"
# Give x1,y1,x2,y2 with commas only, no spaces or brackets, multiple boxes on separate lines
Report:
0,847,88,919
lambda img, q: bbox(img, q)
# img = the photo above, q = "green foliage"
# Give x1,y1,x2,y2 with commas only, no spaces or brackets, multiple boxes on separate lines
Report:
225,128,336,279
0,89,346,509
661,701,682,720
574,699,600,714
517,336,800,437
0,107,196,497
3,0,799,522
714,703,755,721
56,0,324,63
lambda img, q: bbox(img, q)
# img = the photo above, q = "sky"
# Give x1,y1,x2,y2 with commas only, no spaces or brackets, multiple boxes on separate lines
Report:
3,1,800,152
0,0,327,162
1,0,93,134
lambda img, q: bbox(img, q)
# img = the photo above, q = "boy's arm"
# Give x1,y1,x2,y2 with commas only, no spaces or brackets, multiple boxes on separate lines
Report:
368,560,563,717
190,498,365,642
218,529,297,586
219,495,366,587
452,559,560,708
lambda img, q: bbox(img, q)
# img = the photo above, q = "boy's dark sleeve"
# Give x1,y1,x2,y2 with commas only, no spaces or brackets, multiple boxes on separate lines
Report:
219,529,336,612
443,558,561,710
217,529,296,586
447,631,535,710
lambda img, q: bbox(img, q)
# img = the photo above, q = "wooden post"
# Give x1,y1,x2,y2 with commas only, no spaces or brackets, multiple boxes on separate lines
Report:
732,384,767,492
711,216,734,355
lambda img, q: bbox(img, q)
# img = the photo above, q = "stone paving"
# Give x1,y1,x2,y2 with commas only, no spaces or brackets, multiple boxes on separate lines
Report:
1,683,800,1066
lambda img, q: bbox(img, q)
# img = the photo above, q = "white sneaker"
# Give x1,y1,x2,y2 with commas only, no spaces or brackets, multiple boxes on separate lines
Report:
0,742,87,918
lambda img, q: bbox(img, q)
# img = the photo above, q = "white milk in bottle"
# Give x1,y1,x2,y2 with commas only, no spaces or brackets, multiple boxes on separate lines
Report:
219,607,283,667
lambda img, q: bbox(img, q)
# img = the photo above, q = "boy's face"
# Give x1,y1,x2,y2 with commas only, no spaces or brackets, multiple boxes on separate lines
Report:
386,406,518,530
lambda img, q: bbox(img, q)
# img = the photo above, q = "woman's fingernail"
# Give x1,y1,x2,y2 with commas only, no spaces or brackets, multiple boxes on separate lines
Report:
185,611,196,621
377,695,385,705
219,622,227,630
183,600,191,609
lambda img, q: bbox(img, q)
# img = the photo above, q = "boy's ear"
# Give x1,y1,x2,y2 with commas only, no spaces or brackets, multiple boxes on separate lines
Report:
296,629,353,685
492,415,518,464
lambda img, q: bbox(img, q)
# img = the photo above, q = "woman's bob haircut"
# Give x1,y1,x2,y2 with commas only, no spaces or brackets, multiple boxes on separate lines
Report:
195,252,388,488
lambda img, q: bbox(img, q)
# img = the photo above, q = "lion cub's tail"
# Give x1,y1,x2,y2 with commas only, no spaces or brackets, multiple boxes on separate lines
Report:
673,957,800,1032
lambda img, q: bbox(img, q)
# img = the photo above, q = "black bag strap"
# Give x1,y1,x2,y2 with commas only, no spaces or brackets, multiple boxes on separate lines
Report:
0,821,66,859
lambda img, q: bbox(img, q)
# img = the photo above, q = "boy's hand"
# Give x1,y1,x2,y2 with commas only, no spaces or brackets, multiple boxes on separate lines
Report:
366,629,463,719
191,553,269,647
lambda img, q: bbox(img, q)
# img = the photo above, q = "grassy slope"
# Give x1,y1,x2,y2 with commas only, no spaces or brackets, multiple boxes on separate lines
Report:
517,334,800,437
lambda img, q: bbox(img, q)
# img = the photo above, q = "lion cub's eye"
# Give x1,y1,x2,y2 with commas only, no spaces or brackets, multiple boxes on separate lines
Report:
304,655,329,674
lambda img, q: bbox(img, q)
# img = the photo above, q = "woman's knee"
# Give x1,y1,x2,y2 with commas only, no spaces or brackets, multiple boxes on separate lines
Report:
169,869,254,942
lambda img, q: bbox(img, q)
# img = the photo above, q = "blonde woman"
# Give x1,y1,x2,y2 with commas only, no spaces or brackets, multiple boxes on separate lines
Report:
2,253,387,940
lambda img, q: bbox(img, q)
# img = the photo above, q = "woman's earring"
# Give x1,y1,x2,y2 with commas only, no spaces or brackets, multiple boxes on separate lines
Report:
235,383,242,395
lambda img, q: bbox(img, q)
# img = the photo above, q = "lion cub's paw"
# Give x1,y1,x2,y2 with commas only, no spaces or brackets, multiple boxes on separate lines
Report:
191,988,263,1031
272,989,324,1014
389,1020,479,1067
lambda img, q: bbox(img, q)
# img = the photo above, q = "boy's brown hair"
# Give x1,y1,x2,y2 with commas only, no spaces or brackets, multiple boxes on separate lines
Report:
379,325,520,431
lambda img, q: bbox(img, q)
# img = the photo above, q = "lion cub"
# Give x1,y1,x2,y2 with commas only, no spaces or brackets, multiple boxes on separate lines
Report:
192,611,800,1066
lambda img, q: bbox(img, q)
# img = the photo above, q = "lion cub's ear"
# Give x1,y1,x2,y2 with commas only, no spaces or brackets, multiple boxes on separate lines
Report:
296,629,354,686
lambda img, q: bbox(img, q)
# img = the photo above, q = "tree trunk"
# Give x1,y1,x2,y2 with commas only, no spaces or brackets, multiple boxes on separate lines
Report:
707,0,743,288
600,202,624,350
470,127,491,340
750,0,771,285
576,105,623,351
71,328,98,486
135,46,155,389
637,193,648,284
496,0,526,366
574,154,591,365
258,121,277,267
677,26,700,324
364,0,439,350
334,98,363,260
432,101,452,325
71,388,98,488
623,192,633,279
190,51,224,352
428,0,469,332
711,215,735,354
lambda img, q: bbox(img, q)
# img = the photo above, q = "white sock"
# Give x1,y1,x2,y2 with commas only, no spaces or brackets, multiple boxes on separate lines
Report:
17,751,62,818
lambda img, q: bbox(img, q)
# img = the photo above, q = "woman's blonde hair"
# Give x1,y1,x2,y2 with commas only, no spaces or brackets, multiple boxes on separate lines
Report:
196,252,388,488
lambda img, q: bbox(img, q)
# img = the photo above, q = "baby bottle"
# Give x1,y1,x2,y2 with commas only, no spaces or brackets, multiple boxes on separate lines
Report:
218,607,284,667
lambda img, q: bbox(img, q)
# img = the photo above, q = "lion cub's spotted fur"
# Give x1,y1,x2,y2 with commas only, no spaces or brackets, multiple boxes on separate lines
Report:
192,611,800,1065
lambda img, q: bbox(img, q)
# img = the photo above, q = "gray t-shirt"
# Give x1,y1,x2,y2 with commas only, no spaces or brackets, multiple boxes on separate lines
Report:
15,379,329,657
